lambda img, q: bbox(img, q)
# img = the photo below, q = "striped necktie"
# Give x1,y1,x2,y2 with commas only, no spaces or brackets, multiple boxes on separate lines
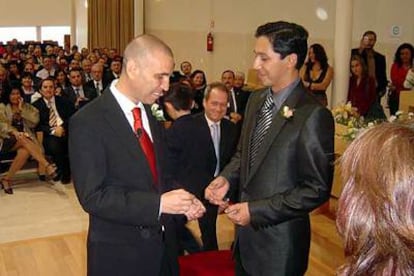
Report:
249,92,274,168
47,100,57,128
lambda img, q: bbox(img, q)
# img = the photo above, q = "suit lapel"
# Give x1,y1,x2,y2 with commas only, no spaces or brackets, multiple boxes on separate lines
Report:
245,84,305,186
101,92,148,170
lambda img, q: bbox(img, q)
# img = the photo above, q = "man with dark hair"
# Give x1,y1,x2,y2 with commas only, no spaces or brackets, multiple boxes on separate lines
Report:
63,68,97,109
206,21,335,275
164,83,194,120
169,82,238,251
180,61,192,79
351,30,387,100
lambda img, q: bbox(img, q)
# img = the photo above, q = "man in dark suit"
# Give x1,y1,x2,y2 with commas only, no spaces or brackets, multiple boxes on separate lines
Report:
351,30,387,100
85,63,110,96
33,78,76,184
103,56,122,85
69,34,205,276
206,21,335,275
63,68,97,109
168,82,238,251
222,70,251,119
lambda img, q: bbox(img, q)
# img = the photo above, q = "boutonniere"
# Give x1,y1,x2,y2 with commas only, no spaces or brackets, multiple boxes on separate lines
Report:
151,103,166,121
281,105,294,119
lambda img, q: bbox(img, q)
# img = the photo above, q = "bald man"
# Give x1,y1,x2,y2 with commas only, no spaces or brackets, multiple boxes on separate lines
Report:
69,35,205,276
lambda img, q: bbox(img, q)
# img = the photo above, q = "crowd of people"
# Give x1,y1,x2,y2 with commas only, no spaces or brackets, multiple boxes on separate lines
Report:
1,23,414,276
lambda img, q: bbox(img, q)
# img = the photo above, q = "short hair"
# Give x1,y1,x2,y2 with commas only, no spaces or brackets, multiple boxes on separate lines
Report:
337,123,414,275
221,70,235,78
122,34,173,72
164,83,194,111
21,72,33,80
39,77,56,89
204,81,229,101
255,21,308,69
362,30,377,40
180,61,192,71
234,71,245,79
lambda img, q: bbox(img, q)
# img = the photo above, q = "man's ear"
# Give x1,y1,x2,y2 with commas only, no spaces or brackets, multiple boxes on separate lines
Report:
126,60,138,79
285,53,298,69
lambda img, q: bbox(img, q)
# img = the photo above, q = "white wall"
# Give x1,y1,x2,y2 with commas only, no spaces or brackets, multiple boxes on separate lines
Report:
0,0,412,82
144,0,414,91
0,0,71,26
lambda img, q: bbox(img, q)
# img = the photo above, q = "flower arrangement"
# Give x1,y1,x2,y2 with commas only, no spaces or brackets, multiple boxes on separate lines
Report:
151,103,166,121
388,110,414,123
282,105,294,119
333,102,414,142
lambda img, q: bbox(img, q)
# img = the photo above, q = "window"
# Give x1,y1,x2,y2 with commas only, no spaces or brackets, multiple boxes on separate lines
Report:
0,26,70,46
0,27,36,44
41,26,71,46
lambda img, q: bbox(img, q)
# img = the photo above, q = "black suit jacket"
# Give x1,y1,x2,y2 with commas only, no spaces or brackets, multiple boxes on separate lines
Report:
62,85,98,108
69,88,171,276
32,96,75,134
351,48,387,96
85,79,110,94
221,82,335,275
234,88,251,115
167,113,238,199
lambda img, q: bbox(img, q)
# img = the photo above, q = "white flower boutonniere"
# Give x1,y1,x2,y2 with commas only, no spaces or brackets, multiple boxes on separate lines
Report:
151,103,166,121
282,105,294,119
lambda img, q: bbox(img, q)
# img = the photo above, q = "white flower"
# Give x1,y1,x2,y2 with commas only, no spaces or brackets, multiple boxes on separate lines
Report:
282,105,294,119
389,115,397,122
151,103,166,121
395,110,404,117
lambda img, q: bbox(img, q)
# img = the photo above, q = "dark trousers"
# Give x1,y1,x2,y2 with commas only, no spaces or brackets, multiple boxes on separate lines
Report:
174,215,202,255
198,202,218,251
43,135,70,180
234,242,251,276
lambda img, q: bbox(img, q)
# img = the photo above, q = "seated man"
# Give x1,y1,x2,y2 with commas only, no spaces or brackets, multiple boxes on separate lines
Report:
62,68,97,109
33,78,76,184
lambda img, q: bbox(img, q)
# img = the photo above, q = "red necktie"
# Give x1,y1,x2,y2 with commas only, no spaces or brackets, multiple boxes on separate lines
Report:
132,107,158,186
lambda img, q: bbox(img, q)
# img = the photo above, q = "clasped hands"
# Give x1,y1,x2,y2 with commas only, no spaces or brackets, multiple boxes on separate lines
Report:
161,189,206,221
205,176,251,226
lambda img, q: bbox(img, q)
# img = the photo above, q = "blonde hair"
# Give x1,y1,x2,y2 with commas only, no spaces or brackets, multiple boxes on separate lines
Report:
337,123,414,275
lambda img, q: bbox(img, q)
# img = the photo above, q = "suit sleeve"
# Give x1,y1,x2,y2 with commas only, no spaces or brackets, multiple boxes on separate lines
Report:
248,107,335,229
69,112,161,227
377,54,388,95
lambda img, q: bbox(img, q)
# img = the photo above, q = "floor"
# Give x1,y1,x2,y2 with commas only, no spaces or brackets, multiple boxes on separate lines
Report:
0,172,344,275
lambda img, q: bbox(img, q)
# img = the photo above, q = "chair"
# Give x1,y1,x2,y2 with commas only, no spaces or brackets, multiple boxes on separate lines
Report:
399,90,414,113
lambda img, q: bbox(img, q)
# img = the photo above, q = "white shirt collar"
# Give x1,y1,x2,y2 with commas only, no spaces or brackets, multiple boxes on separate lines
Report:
204,114,221,127
110,79,152,140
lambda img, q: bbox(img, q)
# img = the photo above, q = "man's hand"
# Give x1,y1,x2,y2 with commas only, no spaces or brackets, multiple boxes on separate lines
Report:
160,189,195,215
225,202,250,226
205,176,230,206
54,126,65,137
185,198,206,221
229,112,242,124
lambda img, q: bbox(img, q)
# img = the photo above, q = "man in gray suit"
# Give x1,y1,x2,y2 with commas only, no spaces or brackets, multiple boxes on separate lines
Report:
205,21,335,276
